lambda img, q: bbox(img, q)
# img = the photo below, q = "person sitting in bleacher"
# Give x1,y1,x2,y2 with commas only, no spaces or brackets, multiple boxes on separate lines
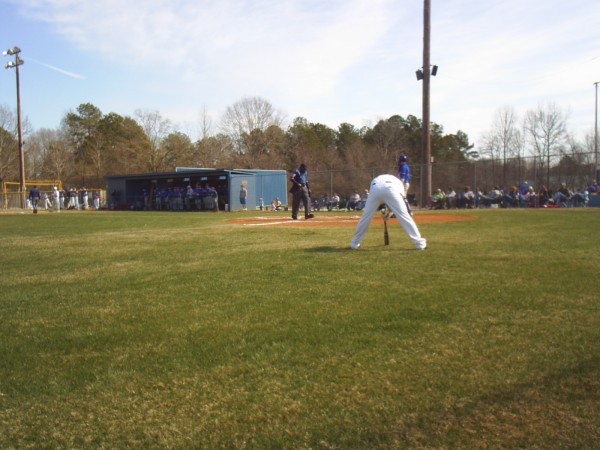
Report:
476,187,489,207
357,189,369,210
445,187,457,209
430,188,446,209
479,186,503,207
553,183,571,207
538,185,550,207
346,190,361,211
522,185,537,208
318,193,329,211
501,186,519,208
457,186,475,208
274,197,284,210
329,193,340,210
571,187,589,207
489,186,503,205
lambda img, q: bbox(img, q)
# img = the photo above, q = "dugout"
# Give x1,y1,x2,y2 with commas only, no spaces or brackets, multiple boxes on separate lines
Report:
105,168,288,211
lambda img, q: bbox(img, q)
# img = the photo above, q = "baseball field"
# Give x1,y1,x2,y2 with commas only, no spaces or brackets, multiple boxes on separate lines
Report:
0,208,598,448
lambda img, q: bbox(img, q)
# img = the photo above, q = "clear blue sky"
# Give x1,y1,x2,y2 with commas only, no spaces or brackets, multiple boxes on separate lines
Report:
1,0,599,146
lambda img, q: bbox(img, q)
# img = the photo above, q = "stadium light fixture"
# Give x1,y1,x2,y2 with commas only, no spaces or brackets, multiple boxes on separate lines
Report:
415,65,438,81
3,46,26,208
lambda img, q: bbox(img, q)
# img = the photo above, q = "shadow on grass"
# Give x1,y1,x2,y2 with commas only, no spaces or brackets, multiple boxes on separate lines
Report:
305,246,349,253
306,246,419,253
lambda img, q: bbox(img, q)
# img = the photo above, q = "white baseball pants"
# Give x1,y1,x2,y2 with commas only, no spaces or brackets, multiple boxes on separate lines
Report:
350,174,426,250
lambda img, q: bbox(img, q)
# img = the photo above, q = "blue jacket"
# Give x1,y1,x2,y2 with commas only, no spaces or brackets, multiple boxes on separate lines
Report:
290,169,309,193
398,163,410,184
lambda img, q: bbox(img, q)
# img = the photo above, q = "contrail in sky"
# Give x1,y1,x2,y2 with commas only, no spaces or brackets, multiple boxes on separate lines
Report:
27,57,85,79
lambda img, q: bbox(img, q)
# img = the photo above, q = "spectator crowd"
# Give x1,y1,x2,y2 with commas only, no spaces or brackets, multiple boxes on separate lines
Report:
28,179,597,213
429,180,599,209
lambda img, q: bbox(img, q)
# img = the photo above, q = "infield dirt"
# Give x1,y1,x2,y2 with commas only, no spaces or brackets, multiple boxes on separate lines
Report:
226,213,476,227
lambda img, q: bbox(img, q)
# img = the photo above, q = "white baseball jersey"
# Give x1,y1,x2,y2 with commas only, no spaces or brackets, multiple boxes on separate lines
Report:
350,174,426,250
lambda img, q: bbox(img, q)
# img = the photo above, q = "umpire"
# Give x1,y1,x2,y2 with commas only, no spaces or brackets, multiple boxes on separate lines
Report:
289,163,315,220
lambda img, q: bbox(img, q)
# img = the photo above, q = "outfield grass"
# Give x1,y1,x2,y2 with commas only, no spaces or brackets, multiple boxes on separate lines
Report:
0,208,598,449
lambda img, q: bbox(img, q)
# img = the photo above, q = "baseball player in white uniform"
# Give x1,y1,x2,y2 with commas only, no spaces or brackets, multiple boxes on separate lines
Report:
350,174,427,250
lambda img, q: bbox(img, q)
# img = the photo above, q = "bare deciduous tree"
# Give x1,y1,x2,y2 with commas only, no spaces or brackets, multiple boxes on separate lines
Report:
0,105,18,182
25,128,61,179
198,105,212,140
523,102,568,189
134,108,172,172
481,106,520,186
43,137,73,183
194,134,234,169
219,97,286,154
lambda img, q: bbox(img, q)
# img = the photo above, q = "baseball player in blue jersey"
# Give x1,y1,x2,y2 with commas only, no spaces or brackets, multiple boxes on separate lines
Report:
350,174,427,250
398,153,410,192
398,153,414,215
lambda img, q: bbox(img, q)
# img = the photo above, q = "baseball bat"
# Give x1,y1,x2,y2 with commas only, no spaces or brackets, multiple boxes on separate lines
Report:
383,211,389,246
404,197,413,216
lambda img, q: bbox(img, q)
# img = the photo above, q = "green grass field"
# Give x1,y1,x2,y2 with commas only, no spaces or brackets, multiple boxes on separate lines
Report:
1,208,598,448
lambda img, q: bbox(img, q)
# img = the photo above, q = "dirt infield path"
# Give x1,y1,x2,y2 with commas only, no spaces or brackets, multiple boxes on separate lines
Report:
226,213,476,227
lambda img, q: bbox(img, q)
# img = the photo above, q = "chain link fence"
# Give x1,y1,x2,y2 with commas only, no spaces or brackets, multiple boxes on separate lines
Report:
308,152,599,207
1,187,108,211
3,152,598,210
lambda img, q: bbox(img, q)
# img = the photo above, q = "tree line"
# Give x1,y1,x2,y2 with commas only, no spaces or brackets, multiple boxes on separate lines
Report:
0,96,594,198
480,104,596,190
0,97,472,190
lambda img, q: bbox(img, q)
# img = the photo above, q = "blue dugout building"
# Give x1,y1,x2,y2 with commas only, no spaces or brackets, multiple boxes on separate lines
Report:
105,168,288,211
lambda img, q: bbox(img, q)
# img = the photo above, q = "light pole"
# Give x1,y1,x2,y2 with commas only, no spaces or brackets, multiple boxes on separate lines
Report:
466,150,480,206
417,0,438,209
3,46,25,208
595,81,599,180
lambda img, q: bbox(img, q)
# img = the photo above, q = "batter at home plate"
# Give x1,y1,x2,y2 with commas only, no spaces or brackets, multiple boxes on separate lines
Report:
350,174,427,250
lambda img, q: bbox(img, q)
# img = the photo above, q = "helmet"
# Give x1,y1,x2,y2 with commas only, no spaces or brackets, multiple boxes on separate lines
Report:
398,154,407,163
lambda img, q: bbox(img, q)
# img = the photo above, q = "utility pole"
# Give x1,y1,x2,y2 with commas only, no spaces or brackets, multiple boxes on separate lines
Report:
3,46,25,208
595,81,599,180
421,0,432,209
